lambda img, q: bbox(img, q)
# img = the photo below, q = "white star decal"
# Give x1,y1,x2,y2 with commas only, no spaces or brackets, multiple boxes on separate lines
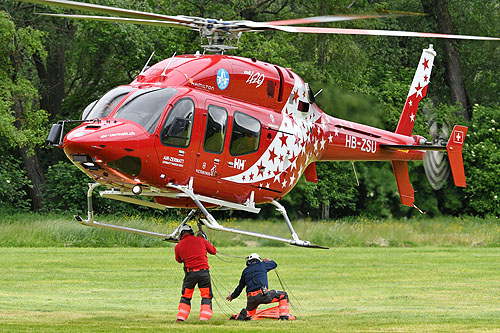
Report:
409,100,413,107
328,134,333,143
334,128,339,136
320,138,326,150
274,172,281,183
289,174,296,185
410,113,415,122
416,85,423,98
282,180,287,188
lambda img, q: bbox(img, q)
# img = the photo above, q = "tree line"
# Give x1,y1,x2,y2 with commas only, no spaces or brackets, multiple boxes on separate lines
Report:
1,0,499,219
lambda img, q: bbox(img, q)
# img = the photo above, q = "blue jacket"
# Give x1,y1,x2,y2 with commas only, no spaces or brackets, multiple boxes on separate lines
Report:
231,260,277,299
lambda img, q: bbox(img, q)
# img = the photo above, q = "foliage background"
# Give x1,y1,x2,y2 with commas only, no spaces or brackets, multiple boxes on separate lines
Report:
0,0,499,219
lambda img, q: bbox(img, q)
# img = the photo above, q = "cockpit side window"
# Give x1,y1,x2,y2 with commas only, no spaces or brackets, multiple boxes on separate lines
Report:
113,88,177,134
229,111,261,156
203,105,227,154
85,86,132,120
160,98,195,147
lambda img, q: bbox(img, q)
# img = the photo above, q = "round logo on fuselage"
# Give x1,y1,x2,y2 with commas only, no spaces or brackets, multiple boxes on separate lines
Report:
217,68,230,90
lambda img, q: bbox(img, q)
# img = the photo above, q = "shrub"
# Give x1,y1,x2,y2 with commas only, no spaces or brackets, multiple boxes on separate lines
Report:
0,154,31,211
463,104,500,216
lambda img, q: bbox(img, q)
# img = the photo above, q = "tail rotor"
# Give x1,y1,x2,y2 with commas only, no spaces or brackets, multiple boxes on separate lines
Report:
423,119,450,190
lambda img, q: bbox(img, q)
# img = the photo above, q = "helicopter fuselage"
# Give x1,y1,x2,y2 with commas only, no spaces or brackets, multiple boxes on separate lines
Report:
63,54,425,208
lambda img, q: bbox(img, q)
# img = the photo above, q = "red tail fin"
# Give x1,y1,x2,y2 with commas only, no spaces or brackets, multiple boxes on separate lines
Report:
395,44,436,136
447,125,468,187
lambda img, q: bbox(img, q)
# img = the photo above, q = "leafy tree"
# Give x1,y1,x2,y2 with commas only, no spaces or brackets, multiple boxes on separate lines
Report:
0,10,49,210
2,0,500,219
462,105,500,216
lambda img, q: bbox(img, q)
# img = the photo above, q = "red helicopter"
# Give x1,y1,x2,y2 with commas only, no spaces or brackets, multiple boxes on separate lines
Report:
34,0,499,248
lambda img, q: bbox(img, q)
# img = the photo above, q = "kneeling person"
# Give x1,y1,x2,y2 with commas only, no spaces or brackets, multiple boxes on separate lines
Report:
226,253,290,320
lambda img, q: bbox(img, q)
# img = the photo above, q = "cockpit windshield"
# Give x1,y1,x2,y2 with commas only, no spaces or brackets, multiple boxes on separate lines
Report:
113,88,177,134
83,86,133,120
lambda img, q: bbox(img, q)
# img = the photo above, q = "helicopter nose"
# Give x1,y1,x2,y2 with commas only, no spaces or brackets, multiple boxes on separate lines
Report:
63,120,149,167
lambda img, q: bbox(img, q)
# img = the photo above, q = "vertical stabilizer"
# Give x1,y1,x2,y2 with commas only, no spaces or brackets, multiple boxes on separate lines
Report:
395,44,436,136
446,125,468,187
392,161,414,207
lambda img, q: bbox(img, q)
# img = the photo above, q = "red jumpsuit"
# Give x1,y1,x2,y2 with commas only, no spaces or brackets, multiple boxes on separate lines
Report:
174,234,216,321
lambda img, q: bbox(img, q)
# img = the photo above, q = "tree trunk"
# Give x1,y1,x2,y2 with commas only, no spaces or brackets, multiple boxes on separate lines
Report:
34,22,75,118
421,0,471,120
13,100,46,210
18,146,46,210
321,202,330,220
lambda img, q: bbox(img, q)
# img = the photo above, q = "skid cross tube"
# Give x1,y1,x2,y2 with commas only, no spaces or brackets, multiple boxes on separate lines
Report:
166,180,327,248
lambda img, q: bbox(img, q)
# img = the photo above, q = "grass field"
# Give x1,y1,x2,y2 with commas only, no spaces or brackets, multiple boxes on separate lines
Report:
2,247,500,332
1,212,500,248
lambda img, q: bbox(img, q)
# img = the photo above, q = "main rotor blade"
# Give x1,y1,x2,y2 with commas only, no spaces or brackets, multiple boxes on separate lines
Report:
40,13,194,29
264,14,386,26
18,0,500,42
263,25,500,41
263,10,427,26
19,0,193,25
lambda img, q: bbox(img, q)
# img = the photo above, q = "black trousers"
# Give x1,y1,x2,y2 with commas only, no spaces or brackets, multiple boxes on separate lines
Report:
177,269,214,321
179,269,213,306
246,289,288,312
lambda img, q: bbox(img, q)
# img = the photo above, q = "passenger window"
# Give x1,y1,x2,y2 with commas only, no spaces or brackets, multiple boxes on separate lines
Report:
204,105,228,154
160,98,195,147
267,80,275,98
230,112,261,156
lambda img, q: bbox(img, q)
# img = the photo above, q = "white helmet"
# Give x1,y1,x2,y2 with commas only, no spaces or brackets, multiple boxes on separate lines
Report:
246,253,261,266
179,224,193,237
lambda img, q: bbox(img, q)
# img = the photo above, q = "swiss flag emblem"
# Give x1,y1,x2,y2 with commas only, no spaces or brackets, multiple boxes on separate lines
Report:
453,130,464,144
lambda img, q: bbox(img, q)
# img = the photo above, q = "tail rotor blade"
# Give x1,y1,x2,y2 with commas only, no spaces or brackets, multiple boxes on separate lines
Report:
424,150,450,190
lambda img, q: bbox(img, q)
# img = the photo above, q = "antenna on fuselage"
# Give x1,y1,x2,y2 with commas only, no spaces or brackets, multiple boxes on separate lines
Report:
314,89,323,98
139,51,155,75
351,161,360,186
161,51,177,77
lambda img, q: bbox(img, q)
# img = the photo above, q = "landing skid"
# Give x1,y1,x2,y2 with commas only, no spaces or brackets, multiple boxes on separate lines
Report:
75,182,328,249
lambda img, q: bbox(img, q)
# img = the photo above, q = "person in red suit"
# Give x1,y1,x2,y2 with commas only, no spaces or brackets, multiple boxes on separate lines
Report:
174,224,217,321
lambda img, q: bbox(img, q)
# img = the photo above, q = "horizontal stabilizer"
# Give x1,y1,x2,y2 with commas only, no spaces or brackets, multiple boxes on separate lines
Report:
380,144,446,151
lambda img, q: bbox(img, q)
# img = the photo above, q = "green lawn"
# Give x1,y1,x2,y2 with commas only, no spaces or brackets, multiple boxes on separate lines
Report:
1,247,500,332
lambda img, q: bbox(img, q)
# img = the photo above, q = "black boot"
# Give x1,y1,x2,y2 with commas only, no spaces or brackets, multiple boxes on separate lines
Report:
237,308,250,321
